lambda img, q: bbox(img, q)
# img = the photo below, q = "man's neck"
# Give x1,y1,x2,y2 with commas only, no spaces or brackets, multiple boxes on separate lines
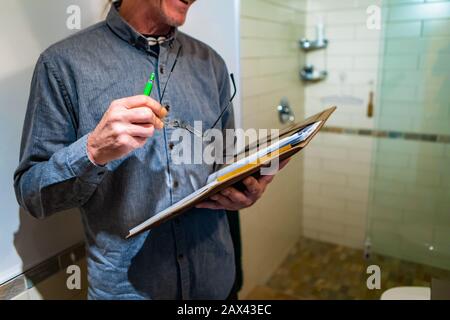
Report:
119,0,171,36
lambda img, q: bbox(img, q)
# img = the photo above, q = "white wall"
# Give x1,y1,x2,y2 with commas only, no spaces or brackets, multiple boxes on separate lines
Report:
239,0,307,298
0,0,106,285
180,0,242,128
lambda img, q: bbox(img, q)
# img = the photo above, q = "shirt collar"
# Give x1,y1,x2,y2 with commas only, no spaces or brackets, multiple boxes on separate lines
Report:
106,1,178,52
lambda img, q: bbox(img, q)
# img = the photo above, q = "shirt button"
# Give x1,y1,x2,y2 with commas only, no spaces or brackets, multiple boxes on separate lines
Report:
160,65,165,74
173,181,179,188
178,254,184,260
169,142,175,150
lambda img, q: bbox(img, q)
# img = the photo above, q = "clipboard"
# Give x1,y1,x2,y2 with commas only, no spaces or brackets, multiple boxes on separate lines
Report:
126,106,336,239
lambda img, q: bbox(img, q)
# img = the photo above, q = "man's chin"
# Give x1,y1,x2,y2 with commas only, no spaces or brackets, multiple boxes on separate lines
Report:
166,16,187,28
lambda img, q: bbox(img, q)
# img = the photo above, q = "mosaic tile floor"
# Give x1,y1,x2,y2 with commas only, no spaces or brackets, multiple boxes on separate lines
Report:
246,237,450,300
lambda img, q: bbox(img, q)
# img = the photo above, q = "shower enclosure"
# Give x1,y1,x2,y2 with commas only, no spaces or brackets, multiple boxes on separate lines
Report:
367,0,450,271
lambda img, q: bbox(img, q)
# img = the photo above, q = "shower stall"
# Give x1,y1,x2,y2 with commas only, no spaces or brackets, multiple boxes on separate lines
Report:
252,0,450,299
367,0,450,272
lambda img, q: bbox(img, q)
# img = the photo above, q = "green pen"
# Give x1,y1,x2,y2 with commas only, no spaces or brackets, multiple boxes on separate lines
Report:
143,71,168,126
143,72,156,96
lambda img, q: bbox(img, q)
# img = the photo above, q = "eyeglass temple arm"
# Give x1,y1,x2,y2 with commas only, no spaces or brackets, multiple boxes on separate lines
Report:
208,73,237,132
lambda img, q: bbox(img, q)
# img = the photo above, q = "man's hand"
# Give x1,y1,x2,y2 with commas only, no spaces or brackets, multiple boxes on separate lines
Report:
87,95,167,166
196,159,291,211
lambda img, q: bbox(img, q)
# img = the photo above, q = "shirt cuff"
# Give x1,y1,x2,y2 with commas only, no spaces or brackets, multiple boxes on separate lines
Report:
67,134,108,184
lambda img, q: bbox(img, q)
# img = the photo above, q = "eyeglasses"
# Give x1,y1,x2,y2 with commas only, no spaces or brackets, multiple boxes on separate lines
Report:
206,73,237,135
160,46,237,138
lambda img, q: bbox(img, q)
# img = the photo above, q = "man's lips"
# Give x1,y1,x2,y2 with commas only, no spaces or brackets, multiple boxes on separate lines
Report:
175,0,194,12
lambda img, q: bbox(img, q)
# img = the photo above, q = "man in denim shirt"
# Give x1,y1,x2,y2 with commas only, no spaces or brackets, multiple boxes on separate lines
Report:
14,0,285,299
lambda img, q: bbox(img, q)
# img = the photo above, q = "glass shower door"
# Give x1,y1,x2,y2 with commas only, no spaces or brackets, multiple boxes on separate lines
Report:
367,0,450,271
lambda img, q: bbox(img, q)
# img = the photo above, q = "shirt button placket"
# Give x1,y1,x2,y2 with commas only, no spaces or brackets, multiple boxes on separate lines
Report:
173,219,190,300
159,44,190,299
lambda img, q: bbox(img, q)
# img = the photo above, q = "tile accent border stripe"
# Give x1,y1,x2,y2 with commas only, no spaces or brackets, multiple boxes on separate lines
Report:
321,126,450,144
0,242,85,300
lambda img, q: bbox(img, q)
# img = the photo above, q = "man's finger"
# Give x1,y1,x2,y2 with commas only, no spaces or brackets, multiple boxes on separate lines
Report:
195,201,225,210
126,107,164,129
210,194,235,208
128,135,147,149
242,176,262,196
117,95,167,118
126,124,155,138
221,187,253,207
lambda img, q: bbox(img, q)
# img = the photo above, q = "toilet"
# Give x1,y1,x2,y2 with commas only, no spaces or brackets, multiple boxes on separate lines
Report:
380,287,431,300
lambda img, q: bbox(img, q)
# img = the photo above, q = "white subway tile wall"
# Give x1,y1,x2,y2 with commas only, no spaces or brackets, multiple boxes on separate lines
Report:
241,0,307,130
302,132,373,248
239,0,307,297
301,0,380,249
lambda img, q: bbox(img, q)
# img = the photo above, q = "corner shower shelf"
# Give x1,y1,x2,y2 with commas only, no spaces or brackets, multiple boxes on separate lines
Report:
300,69,328,82
299,37,329,83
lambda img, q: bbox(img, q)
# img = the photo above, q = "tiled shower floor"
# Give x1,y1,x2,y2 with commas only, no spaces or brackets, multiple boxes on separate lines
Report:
246,237,450,300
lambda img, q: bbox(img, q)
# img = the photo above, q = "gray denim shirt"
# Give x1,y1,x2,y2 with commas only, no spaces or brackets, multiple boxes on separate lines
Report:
14,5,235,300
